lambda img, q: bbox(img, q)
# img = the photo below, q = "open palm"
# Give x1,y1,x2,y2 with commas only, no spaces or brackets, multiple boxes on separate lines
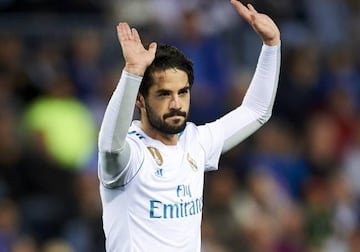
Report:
230,0,280,46
117,22,157,76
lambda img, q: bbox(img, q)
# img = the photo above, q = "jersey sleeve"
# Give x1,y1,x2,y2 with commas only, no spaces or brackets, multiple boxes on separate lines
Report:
221,43,281,152
196,43,280,172
98,71,142,188
197,120,225,172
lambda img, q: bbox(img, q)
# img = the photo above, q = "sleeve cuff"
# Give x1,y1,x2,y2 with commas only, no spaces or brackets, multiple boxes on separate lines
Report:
122,70,144,81
262,41,281,50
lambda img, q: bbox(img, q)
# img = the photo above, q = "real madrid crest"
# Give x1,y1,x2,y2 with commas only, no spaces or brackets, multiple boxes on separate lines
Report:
147,147,163,166
187,153,198,171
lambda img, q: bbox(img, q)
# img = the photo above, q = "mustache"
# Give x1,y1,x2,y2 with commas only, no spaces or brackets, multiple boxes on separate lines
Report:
163,110,187,119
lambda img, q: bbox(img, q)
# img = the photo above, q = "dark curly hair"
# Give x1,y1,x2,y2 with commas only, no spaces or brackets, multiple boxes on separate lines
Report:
139,44,194,97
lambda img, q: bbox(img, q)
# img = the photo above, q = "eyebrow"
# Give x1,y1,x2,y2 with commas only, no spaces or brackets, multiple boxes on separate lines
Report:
155,85,190,95
179,86,190,92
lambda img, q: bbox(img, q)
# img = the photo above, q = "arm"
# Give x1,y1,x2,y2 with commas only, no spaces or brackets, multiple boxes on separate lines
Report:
221,1,281,152
98,23,156,186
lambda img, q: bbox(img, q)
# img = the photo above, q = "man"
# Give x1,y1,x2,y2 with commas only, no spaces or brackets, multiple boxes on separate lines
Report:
98,0,281,251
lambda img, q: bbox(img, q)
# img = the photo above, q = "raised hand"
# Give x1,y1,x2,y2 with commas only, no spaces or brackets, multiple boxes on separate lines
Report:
117,22,157,76
230,0,280,46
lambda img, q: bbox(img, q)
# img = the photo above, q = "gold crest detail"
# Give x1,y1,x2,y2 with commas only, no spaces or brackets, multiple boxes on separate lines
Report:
147,147,163,166
187,153,198,171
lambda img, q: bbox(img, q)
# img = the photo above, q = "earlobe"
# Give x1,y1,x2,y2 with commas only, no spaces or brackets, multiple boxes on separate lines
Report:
136,94,144,109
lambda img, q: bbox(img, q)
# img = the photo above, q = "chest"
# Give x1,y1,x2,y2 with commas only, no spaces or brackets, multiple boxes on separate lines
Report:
133,144,205,203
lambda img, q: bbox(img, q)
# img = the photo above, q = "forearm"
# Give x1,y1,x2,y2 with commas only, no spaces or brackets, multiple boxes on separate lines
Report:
242,43,280,123
98,70,142,152
221,43,281,152
98,70,141,186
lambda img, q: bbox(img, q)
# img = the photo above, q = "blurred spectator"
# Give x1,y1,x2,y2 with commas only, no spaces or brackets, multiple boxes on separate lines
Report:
323,171,358,252
303,0,351,48
201,216,228,252
303,177,333,250
276,202,306,251
303,112,342,176
166,8,231,124
0,36,39,106
19,73,97,245
349,227,360,252
0,199,20,251
26,39,67,94
274,44,321,132
63,171,105,252
11,235,38,252
343,116,360,198
0,0,360,251
204,166,245,251
22,74,97,170
320,46,360,111
232,169,293,251
67,29,104,105
40,238,74,252
242,120,310,199
0,103,24,200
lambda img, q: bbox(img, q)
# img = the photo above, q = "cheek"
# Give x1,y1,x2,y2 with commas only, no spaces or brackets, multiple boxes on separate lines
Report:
183,96,191,109
146,101,167,117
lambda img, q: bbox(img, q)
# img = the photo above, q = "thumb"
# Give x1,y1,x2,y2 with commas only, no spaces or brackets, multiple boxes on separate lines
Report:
148,42,157,55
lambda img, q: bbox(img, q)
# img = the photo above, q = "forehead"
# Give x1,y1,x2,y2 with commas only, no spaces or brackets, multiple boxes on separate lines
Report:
151,68,189,89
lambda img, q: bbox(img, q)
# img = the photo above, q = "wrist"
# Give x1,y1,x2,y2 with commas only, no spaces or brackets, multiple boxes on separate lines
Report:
263,32,280,46
263,35,281,46
124,64,147,77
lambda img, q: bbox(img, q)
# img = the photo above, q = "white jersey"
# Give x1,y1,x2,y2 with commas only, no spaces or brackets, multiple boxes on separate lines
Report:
100,120,224,251
98,43,281,251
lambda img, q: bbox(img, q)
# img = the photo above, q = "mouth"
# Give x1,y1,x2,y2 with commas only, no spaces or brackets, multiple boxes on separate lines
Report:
164,111,186,120
166,115,184,120
165,116,185,126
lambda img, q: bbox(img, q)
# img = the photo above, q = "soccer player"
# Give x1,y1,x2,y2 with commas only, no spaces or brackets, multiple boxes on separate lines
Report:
98,0,281,251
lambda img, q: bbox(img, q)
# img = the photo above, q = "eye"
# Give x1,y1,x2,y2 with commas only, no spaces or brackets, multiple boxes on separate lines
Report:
179,88,189,96
157,91,170,97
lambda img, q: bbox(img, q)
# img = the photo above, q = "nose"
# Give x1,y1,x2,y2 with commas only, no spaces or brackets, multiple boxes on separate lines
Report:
169,95,181,110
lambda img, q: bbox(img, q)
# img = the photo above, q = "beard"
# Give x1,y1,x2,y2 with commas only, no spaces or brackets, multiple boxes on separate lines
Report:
145,102,187,134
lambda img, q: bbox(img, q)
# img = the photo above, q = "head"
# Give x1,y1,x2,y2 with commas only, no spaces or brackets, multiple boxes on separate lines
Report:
136,44,194,135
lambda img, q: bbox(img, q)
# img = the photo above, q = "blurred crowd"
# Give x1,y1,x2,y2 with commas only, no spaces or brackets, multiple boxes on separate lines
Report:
0,0,360,251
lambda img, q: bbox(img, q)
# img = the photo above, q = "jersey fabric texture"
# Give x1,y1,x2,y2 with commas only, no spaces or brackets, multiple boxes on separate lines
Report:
98,43,281,251
100,120,223,251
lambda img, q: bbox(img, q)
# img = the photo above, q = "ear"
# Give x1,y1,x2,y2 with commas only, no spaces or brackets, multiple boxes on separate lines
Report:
136,94,145,109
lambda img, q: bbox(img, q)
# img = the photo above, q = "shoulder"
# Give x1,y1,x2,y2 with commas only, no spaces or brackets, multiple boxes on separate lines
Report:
181,122,200,137
181,121,225,139
126,121,146,141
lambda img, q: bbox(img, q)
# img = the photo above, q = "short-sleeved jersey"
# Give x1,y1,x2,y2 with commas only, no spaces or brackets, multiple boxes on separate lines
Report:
100,120,224,252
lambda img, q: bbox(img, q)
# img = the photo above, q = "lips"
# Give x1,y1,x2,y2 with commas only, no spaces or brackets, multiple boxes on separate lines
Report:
167,115,184,120
164,111,186,120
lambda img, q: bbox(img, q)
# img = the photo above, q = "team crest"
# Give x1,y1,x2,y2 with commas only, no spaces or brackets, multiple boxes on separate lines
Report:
147,147,163,166
187,153,198,171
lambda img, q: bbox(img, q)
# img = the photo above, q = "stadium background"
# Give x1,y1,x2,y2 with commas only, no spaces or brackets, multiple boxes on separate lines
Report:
0,0,360,251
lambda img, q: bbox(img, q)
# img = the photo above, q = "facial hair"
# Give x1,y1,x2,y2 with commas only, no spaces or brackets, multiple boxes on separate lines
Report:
145,102,187,134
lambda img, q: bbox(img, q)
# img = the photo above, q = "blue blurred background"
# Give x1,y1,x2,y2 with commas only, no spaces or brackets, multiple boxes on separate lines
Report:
0,0,360,251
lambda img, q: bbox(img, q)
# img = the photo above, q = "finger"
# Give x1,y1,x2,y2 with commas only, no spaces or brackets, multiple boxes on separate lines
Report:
117,22,131,41
148,42,157,55
117,23,127,41
230,0,252,23
131,28,141,43
247,3,258,14
246,4,258,25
